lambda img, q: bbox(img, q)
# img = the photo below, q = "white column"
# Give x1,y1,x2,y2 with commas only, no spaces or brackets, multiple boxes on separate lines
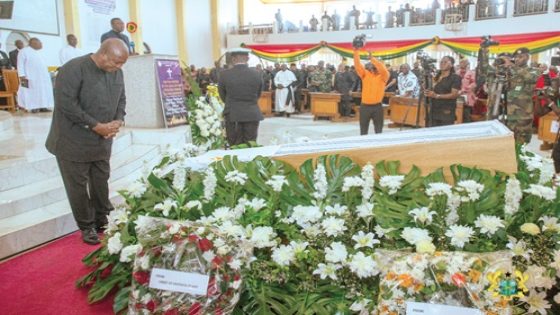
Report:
404,11,410,27
506,0,515,18
468,4,476,22
435,8,442,25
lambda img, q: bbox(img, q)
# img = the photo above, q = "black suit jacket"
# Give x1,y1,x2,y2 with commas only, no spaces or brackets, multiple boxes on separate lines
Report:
0,50,11,69
9,49,18,69
218,64,264,122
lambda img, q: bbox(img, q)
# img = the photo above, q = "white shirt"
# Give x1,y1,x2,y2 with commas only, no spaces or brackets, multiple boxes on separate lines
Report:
398,72,420,98
59,45,84,65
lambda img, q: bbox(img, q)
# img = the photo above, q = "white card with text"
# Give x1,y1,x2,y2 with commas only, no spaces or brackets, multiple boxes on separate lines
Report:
550,120,559,133
149,268,209,296
406,302,483,315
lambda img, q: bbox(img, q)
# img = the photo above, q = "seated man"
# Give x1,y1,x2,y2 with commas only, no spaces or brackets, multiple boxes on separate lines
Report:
397,63,420,98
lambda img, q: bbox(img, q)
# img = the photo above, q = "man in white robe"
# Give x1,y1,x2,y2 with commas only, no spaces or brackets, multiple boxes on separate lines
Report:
59,34,84,65
17,38,54,113
274,64,297,116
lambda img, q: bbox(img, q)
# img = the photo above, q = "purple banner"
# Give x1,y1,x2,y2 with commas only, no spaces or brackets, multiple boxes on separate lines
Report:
155,59,188,127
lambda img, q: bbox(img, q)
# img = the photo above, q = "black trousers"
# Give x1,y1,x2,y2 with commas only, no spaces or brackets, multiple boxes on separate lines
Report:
225,121,259,146
339,98,352,116
56,157,113,230
463,106,472,123
359,104,384,135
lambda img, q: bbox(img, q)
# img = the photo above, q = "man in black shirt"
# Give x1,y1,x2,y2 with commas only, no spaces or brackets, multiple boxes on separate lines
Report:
100,18,131,52
46,39,129,245
9,40,23,69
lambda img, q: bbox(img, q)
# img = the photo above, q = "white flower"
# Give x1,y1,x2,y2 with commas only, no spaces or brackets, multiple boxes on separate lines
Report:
355,202,374,218
507,236,533,260
134,216,153,235
520,153,543,172
313,263,341,280
225,170,248,185
266,175,287,192
119,244,142,263
379,175,405,195
540,216,560,232
525,265,554,290
550,250,560,273
374,225,395,238
106,208,128,233
325,204,347,216
289,241,309,255
425,182,452,198
524,184,556,201
324,242,348,263
290,205,323,228
229,258,242,270
271,245,295,266
554,293,560,305
349,299,372,312
401,227,432,246
415,240,436,254
167,222,181,234
409,207,437,225
135,255,151,270
202,250,215,262
213,206,235,222
342,176,364,192
348,252,379,278
248,226,277,248
107,232,123,254
312,164,328,199
351,231,379,249
172,168,187,191
321,217,347,237
361,164,375,201
127,181,147,198
246,198,267,211
445,225,474,248
186,200,202,210
520,290,551,315
521,223,541,235
539,157,555,184
504,178,522,215
202,168,217,202
474,214,504,236
219,221,246,239
154,199,177,217
455,180,484,202
445,194,461,225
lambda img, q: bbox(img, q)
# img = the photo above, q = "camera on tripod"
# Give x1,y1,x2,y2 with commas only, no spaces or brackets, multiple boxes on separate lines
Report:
416,50,437,71
352,34,367,49
480,35,499,48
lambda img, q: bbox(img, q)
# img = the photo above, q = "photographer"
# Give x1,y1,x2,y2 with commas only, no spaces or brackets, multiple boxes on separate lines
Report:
424,56,461,127
353,47,389,134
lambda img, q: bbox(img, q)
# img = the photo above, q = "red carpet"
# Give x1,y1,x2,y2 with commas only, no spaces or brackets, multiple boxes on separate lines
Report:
0,232,114,315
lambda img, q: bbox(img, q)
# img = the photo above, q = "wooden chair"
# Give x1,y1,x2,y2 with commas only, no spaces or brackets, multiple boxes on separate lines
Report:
0,69,19,112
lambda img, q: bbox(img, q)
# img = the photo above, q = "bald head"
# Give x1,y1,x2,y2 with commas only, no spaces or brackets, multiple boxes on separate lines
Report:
92,38,129,72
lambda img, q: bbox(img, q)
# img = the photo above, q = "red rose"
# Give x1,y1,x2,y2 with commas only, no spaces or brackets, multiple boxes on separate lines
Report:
164,308,179,315
100,264,113,279
146,300,156,312
215,307,223,315
172,234,183,242
207,277,218,297
197,238,213,252
152,246,162,257
233,274,241,281
188,302,202,315
188,234,199,243
133,271,150,285
211,255,224,269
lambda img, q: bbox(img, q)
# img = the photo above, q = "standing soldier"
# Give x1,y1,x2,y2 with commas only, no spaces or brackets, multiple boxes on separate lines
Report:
505,47,540,144
334,64,356,117
309,60,332,92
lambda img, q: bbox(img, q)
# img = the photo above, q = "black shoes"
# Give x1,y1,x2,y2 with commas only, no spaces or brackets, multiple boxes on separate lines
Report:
81,228,100,245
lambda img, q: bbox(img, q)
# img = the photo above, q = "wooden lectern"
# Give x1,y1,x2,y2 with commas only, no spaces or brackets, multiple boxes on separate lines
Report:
538,112,559,143
389,96,464,127
310,92,342,120
258,91,273,117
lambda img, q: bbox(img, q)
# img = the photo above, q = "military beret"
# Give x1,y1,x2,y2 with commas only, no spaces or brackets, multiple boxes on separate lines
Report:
513,47,530,57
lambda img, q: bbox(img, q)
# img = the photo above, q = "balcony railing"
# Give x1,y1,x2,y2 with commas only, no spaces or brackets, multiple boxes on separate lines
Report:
441,5,469,24
410,9,436,26
475,0,507,20
555,0,560,11
514,0,548,16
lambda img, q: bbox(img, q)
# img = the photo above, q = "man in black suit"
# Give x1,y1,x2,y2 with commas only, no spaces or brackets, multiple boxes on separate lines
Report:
100,17,131,53
9,40,23,69
218,48,264,146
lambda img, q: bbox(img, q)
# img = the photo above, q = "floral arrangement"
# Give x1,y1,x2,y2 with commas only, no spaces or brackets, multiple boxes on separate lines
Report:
78,145,560,314
186,94,225,151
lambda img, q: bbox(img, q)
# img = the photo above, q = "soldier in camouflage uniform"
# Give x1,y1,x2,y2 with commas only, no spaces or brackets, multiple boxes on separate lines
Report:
505,47,540,144
308,60,332,92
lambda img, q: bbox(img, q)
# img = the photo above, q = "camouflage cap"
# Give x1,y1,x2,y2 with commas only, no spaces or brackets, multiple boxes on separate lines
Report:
513,47,530,57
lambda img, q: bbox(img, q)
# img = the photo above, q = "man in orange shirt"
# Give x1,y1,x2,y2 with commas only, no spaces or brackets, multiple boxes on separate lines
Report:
353,49,390,134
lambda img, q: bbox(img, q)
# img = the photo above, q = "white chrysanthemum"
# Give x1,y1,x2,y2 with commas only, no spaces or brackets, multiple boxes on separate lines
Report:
506,236,533,260
520,290,551,315
248,226,277,248
504,178,522,215
266,175,288,192
445,225,474,248
540,216,560,232
172,168,187,191
313,164,328,199
213,206,236,222
520,153,543,172
119,244,142,263
289,241,309,255
455,180,485,202
271,245,295,266
524,184,556,201
246,198,267,211
313,263,341,280
186,200,202,210
342,176,364,192
539,157,555,184
225,170,248,185
379,175,405,195
202,168,217,202
361,163,375,201
228,258,242,270
349,299,372,313
106,208,128,233
425,182,452,198
352,231,379,249
474,214,504,236
401,227,432,246
134,216,153,235
107,232,123,254
324,241,348,263
154,199,177,217
374,225,395,238
409,207,437,225
219,221,246,239
415,240,436,254
127,181,147,198
445,194,461,225
290,205,323,228
356,202,374,218
321,217,347,237
348,252,379,278
325,204,347,216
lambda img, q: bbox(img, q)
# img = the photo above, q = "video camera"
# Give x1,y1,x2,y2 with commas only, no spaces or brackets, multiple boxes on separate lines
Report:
416,50,437,72
352,34,367,49
480,35,499,48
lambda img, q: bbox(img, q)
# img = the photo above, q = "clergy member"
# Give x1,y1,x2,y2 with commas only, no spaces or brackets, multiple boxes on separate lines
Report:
59,34,84,65
218,48,263,146
9,40,23,69
274,63,297,116
17,38,54,113
46,39,129,245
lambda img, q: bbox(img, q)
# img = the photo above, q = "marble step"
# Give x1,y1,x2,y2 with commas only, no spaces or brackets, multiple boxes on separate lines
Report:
0,144,160,220
0,111,13,132
0,151,162,259
0,132,133,192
